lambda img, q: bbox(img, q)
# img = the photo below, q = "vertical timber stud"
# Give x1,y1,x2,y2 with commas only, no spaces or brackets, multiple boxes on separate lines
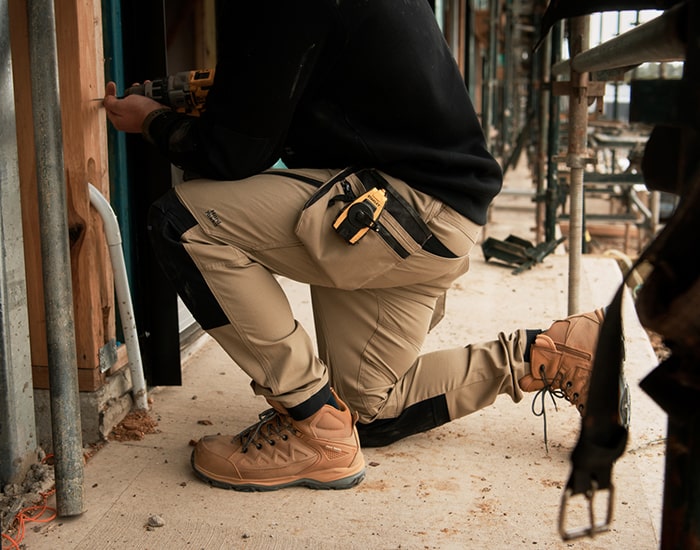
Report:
53,0,116,388
11,0,119,392
26,0,84,516
0,0,37,487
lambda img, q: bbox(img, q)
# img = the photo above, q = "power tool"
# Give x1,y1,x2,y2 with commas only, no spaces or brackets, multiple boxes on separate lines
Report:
124,68,215,115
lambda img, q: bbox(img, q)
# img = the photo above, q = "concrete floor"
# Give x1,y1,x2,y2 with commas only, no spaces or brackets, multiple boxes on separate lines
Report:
21,169,667,549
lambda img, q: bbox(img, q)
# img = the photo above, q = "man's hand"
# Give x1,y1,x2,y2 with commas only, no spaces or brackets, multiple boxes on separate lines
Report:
103,81,167,133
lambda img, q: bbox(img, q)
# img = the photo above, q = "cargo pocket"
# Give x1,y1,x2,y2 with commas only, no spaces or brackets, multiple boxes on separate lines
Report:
294,168,427,289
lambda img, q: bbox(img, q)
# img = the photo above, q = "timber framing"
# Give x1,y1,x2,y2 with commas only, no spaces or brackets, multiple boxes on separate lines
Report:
9,0,125,391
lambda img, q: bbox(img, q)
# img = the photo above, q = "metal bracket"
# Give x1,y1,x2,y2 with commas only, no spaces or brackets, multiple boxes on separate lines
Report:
552,154,595,169
481,235,565,274
98,338,118,373
551,80,607,98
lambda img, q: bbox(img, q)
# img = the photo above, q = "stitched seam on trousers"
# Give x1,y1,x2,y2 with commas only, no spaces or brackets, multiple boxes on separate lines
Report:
376,295,428,351
185,246,276,386
356,294,387,416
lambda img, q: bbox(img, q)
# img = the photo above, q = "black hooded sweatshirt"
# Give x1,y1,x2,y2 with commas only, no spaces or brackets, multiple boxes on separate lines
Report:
146,0,503,225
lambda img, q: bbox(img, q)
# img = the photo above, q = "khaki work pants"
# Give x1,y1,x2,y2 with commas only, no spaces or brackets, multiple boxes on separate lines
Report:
171,168,528,424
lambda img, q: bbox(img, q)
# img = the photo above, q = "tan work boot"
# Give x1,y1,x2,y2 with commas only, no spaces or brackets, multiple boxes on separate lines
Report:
519,309,605,416
191,390,365,491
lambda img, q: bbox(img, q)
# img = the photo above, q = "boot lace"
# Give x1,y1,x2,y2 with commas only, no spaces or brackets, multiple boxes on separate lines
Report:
236,409,295,453
530,364,574,453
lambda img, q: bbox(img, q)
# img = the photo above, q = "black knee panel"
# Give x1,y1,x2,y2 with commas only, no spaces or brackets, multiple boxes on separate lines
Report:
148,190,229,330
356,394,451,447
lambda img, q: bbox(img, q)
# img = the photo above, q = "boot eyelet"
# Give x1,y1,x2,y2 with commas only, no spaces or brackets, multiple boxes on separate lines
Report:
255,443,262,450
573,392,579,400
566,381,572,388
281,435,288,441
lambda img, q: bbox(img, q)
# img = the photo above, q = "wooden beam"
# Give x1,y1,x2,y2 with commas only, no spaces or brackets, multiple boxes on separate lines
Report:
54,0,115,369
194,0,217,68
32,344,128,391
10,0,119,390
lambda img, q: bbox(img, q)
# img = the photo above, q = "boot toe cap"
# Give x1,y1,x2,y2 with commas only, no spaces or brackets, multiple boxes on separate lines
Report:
192,435,242,480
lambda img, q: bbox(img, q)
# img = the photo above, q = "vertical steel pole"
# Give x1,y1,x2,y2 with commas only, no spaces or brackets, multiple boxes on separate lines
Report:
536,14,552,244
467,0,477,97
502,0,513,153
0,0,37,486
26,0,85,516
545,23,562,244
566,17,590,315
483,0,498,150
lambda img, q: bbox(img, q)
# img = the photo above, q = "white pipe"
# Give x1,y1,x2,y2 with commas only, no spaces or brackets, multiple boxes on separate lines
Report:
88,183,149,410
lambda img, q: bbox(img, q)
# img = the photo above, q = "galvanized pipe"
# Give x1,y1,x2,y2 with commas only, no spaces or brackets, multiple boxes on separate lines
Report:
467,0,477,97
566,17,590,315
536,20,552,244
545,23,563,244
0,0,37,486
26,0,85,516
483,0,499,150
552,4,686,77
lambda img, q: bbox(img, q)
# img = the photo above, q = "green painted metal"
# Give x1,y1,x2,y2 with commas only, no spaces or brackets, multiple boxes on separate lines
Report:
101,0,134,287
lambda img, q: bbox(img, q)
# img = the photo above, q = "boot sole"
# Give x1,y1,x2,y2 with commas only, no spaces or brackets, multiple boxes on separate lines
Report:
600,306,632,429
619,374,631,429
190,451,366,492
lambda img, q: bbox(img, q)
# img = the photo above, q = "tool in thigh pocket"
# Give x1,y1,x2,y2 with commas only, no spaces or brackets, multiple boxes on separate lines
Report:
332,187,388,244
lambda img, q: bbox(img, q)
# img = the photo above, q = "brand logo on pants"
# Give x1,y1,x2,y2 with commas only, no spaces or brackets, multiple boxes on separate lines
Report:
205,209,222,227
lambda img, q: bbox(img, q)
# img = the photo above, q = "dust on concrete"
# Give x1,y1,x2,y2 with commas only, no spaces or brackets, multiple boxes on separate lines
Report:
1,408,160,542
108,409,160,442
0,449,55,540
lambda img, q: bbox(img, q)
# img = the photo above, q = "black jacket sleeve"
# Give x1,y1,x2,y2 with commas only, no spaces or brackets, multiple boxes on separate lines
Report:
144,3,334,180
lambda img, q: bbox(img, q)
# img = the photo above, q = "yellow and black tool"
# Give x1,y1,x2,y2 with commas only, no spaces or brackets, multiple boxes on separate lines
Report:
123,68,215,115
333,187,387,244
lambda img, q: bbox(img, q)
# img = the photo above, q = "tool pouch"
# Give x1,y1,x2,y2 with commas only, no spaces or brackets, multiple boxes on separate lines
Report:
294,168,432,289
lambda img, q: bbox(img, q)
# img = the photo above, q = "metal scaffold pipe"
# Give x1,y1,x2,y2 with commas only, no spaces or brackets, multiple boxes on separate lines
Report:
551,4,686,77
26,0,85,516
566,16,590,315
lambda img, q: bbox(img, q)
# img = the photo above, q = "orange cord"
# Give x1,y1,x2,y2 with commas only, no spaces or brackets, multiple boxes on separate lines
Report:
1,455,58,549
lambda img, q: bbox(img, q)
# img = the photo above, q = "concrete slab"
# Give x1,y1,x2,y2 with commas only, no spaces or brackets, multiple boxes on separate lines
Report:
20,167,667,549
20,250,665,550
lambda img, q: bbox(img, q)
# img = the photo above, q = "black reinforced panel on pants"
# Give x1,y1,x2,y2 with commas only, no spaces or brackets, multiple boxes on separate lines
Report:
148,190,230,331
356,394,450,447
